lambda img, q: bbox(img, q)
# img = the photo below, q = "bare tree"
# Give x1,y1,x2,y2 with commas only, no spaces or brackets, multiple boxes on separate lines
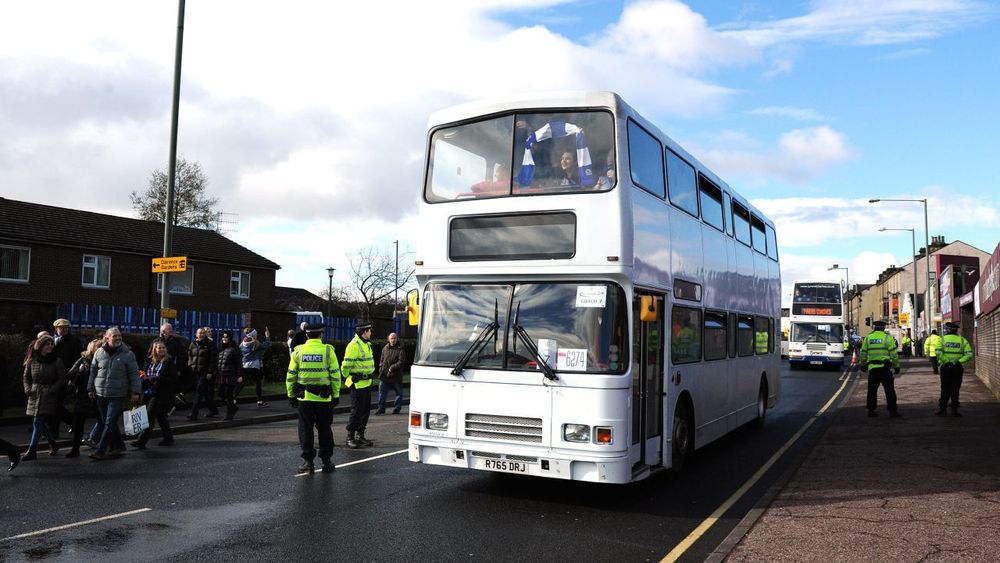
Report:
347,244,416,319
130,157,220,228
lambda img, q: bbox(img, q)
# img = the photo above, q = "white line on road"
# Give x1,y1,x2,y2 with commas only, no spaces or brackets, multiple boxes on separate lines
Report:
294,448,408,477
661,373,854,562
0,508,153,542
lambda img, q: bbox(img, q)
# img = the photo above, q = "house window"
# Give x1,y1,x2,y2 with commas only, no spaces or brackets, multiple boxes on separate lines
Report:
156,266,194,295
0,245,30,282
230,270,250,298
82,254,111,288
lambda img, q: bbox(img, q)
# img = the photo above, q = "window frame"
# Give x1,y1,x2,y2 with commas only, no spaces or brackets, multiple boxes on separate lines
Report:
751,214,767,255
81,254,111,289
727,312,737,358
670,305,703,365
754,315,770,355
732,201,752,247
737,314,755,357
765,223,779,261
0,244,30,283
697,174,725,232
703,309,727,361
230,270,251,299
156,266,195,296
723,192,734,238
626,119,665,198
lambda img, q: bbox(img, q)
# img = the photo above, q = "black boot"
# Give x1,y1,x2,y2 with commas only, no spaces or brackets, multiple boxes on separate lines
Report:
321,459,335,473
346,431,362,449
297,460,315,474
359,430,373,447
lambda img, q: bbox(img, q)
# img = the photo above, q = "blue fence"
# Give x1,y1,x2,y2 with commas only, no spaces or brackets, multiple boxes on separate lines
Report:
56,304,401,342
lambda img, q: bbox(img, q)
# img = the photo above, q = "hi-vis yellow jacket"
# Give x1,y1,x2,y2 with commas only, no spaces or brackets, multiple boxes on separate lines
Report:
342,335,376,390
286,337,341,402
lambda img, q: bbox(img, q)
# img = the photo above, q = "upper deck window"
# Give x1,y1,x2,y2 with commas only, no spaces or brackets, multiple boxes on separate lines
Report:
698,175,724,232
627,120,664,198
732,202,751,246
751,215,767,255
666,149,698,218
425,111,615,202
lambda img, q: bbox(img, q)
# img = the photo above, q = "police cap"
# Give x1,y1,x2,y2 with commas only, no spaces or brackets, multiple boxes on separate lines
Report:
356,320,372,332
872,319,887,329
304,322,325,333
944,321,959,332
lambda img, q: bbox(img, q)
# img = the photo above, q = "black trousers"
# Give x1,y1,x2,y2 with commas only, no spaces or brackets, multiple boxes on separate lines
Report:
235,368,264,402
939,362,964,411
347,386,372,433
929,356,939,374
191,375,218,416
866,366,898,413
136,395,173,444
69,399,95,451
1,437,19,461
298,401,334,461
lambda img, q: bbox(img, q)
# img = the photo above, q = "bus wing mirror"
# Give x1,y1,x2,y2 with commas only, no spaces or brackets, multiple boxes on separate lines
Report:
407,289,420,326
639,295,658,322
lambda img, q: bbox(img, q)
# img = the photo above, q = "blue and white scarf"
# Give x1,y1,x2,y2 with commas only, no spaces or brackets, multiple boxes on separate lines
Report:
515,121,595,187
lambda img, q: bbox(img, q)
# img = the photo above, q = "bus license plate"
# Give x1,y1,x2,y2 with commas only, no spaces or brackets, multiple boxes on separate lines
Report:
810,360,822,365
482,458,529,473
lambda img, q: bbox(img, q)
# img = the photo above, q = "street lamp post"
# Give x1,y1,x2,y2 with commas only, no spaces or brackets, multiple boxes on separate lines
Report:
879,227,919,345
326,267,335,321
828,264,851,330
869,198,933,334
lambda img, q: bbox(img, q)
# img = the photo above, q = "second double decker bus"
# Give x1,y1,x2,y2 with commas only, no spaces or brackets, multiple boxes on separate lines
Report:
786,281,846,369
407,92,781,483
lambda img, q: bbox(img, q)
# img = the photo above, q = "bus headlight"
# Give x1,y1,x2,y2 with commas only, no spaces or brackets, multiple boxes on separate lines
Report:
562,423,591,443
427,413,449,430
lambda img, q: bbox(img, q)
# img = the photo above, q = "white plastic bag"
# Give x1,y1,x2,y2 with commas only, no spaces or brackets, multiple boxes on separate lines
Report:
123,405,150,437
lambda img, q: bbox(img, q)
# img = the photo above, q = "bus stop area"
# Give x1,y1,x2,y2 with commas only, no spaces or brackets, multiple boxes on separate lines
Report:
722,357,1000,562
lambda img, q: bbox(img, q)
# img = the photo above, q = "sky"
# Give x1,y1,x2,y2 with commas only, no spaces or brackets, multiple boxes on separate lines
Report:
2,0,998,305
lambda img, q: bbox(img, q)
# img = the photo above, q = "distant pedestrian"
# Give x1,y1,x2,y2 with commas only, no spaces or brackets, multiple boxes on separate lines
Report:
343,321,376,449
217,331,244,420
286,322,340,474
289,322,308,352
860,319,900,418
239,326,271,407
934,322,974,417
21,334,66,461
187,327,219,421
286,329,296,355
65,338,102,458
131,340,177,449
901,330,912,358
51,318,82,435
375,332,406,415
152,323,190,408
87,327,141,460
923,329,942,374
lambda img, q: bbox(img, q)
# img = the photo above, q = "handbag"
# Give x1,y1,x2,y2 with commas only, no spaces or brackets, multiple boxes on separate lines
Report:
123,405,150,437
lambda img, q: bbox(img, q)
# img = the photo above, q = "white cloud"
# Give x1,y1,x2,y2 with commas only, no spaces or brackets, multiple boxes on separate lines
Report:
748,106,827,121
697,126,855,184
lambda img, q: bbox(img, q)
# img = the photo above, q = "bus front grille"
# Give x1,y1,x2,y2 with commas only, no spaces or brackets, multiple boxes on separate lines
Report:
806,344,827,353
465,413,543,443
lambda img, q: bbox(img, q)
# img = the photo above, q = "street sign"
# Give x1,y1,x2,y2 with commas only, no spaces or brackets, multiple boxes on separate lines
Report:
900,313,910,323
152,256,188,273
160,308,178,319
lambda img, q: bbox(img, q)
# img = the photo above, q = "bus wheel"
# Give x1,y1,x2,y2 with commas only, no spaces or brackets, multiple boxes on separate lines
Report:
672,400,693,473
752,379,768,429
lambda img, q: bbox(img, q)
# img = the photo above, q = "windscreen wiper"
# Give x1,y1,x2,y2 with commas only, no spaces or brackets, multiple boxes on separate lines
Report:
451,299,500,377
512,302,558,381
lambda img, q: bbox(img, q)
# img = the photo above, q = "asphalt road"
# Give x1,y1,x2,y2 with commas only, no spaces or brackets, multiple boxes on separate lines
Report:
0,363,852,563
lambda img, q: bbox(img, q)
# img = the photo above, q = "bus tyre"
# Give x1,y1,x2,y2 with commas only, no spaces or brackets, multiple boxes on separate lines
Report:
752,380,768,429
672,400,693,473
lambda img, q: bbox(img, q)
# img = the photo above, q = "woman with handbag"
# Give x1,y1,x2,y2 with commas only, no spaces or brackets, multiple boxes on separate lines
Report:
64,338,103,458
130,341,176,449
21,335,66,461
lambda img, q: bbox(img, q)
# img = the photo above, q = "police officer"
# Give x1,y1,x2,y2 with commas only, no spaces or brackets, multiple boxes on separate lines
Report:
934,321,974,417
901,330,912,358
286,322,341,474
860,319,901,418
343,321,376,449
923,329,942,374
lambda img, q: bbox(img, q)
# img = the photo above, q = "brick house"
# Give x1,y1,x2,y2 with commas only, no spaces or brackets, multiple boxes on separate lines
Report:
0,197,282,332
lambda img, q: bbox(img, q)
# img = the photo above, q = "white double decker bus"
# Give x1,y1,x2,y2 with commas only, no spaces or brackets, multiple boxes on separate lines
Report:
407,92,781,483
786,281,846,370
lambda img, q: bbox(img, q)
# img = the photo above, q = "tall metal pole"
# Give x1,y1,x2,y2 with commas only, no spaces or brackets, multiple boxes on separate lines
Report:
880,227,919,345
326,267,335,320
922,198,932,333
161,0,186,311
394,240,399,315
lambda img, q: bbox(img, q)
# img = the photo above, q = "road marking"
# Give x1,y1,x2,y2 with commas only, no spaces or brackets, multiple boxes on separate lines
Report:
295,448,408,477
661,373,854,562
0,508,153,542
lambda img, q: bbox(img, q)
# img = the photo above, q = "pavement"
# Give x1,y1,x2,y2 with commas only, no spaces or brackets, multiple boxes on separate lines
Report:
723,356,1000,562
0,391,408,451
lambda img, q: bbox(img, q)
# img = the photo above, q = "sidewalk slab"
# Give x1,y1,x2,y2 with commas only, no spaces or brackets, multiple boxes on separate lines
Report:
727,358,1000,562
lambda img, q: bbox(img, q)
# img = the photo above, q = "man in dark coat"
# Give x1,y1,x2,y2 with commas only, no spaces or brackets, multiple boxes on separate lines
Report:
187,327,219,420
51,318,82,436
375,332,407,415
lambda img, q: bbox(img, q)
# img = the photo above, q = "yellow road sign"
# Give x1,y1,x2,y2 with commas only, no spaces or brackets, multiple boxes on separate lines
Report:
152,256,188,273
160,308,178,319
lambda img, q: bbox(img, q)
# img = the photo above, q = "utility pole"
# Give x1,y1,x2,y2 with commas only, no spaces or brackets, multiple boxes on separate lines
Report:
161,0,186,311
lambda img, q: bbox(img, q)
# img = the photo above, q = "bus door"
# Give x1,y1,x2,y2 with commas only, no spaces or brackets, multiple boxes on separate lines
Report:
631,293,664,469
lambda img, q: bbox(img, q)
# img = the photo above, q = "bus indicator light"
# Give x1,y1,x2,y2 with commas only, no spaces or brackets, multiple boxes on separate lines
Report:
410,412,422,428
595,427,613,444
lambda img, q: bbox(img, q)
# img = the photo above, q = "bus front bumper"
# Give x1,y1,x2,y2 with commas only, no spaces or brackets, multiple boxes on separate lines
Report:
409,437,632,484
